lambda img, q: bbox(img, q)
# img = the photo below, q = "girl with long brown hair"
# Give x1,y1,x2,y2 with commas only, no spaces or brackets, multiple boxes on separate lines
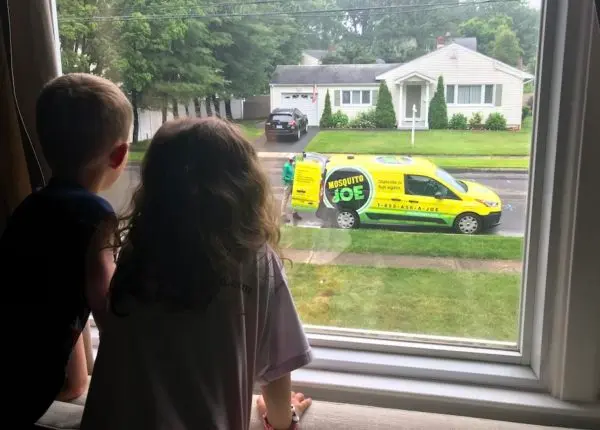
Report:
81,117,312,430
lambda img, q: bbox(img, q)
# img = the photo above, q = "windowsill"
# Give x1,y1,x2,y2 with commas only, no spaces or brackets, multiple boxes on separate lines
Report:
292,367,600,428
89,329,599,428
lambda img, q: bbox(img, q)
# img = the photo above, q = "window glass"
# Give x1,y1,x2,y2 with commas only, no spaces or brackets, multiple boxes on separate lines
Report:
342,91,351,104
56,0,540,352
362,90,371,104
484,85,494,104
457,85,482,104
405,175,450,197
446,85,455,103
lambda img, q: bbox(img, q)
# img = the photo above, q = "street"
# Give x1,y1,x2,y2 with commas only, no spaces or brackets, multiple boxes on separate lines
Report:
102,159,528,236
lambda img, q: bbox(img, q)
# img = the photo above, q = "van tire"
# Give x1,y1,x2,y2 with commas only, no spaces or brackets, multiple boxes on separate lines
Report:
454,213,482,234
335,210,360,229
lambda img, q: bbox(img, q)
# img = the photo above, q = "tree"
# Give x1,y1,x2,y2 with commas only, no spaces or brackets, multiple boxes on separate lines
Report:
374,82,396,129
320,90,333,127
492,26,523,67
428,76,448,129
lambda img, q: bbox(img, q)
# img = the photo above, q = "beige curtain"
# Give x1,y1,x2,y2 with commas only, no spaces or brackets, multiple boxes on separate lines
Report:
1,0,94,374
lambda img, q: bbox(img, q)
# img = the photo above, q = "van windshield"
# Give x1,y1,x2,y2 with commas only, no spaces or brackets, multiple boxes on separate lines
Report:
436,168,467,193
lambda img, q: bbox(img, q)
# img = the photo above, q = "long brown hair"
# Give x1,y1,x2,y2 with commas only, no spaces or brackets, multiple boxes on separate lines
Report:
110,117,280,311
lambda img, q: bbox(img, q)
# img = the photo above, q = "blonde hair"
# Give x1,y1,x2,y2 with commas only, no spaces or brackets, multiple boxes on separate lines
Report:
110,117,280,310
36,73,133,174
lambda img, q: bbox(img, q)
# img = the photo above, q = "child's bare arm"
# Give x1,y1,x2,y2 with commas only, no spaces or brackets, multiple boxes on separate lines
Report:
258,374,312,429
85,218,117,332
56,335,88,401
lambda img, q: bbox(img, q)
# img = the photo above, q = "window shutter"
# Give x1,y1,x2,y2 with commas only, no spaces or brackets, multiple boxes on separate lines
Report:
495,84,503,106
372,90,379,106
334,90,341,107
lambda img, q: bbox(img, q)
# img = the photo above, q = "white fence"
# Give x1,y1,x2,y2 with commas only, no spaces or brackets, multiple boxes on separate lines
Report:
132,98,244,141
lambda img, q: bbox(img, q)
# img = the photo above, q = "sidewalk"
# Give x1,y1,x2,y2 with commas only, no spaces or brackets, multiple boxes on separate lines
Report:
282,248,522,274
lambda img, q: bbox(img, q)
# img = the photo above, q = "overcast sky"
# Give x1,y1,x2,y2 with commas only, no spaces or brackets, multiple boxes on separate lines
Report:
528,0,542,9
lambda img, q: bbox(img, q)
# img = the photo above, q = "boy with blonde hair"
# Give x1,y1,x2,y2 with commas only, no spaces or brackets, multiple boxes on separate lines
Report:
0,73,132,425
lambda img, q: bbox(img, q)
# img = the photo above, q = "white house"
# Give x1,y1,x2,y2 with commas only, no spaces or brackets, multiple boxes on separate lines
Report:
270,43,535,129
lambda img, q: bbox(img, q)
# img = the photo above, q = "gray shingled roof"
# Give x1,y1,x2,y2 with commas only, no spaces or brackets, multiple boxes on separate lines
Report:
270,63,401,85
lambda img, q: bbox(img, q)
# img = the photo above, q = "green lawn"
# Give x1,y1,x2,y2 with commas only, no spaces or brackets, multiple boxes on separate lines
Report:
280,226,523,260
287,263,520,341
430,156,529,170
236,120,264,140
306,128,532,156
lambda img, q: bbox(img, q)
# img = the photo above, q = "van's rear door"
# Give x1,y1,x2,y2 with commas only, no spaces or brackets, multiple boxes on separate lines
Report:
291,153,327,211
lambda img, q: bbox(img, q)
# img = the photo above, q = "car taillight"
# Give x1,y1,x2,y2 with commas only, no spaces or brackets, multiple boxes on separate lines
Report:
289,120,296,127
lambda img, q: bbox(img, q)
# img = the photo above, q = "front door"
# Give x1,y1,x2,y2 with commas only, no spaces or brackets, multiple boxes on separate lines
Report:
401,174,458,227
405,85,422,119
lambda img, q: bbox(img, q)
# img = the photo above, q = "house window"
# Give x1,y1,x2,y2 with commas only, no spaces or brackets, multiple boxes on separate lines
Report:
457,85,482,104
362,90,371,104
484,85,494,104
453,84,495,105
446,85,455,104
342,89,374,105
342,91,351,104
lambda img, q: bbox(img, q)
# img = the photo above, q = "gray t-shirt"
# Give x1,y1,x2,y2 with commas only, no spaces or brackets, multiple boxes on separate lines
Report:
81,247,312,430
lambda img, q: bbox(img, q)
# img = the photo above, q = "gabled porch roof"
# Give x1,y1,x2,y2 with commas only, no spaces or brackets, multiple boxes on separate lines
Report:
392,71,437,84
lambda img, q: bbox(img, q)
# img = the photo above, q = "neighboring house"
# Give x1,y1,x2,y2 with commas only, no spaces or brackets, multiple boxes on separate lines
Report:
270,43,534,129
300,49,331,65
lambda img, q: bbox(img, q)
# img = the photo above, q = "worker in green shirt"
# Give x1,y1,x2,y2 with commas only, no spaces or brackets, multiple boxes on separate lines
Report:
281,154,301,222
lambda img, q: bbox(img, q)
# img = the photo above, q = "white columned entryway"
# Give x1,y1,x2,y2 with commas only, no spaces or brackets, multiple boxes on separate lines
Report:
397,83,403,129
425,83,430,129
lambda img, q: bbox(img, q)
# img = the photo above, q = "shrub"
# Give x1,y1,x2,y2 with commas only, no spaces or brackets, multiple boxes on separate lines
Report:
428,76,448,129
522,106,531,120
331,110,349,128
448,113,468,130
485,112,507,131
469,112,484,129
374,81,397,128
526,95,534,108
349,110,377,129
320,90,333,128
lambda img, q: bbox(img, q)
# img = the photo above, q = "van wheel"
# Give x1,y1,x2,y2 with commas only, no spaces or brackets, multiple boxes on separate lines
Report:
336,210,359,229
454,213,482,234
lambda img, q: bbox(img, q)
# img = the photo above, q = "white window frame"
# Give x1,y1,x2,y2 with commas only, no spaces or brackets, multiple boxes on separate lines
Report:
341,88,374,106
447,84,495,105
77,0,600,426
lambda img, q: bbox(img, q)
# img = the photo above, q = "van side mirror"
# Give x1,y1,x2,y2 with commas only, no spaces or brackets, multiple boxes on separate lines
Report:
434,192,443,199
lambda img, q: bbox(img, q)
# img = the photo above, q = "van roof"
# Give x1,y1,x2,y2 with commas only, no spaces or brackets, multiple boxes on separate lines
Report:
325,154,438,174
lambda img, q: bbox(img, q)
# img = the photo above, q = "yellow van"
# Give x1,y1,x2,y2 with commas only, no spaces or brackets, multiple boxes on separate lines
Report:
291,153,502,234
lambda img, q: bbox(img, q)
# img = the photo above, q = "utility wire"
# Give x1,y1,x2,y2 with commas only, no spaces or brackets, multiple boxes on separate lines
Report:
58,0,519,22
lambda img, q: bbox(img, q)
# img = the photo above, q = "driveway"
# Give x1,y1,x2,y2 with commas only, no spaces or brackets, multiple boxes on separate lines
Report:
254,126,319,153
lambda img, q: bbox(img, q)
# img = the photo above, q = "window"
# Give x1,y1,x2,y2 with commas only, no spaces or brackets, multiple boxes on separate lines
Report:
342,90,351,104
341,89,373,105
361,90,371,104
405,175,453,198
53,1,600,425
446,85,455,104
453,84,495,105
484,85,494,104
457,85,482,104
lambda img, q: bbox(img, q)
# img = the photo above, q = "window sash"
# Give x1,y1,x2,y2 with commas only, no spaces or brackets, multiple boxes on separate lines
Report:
70,0,600,411
341,89,374,105
449,84,495,105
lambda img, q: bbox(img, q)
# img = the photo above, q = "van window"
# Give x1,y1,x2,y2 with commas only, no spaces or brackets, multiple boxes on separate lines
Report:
405,175,457,199
435,168,467,193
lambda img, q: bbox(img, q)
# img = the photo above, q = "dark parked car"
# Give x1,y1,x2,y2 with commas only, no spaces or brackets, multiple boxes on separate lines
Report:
265,108,308,142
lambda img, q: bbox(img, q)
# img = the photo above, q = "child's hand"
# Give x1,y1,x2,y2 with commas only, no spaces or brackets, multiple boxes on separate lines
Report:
257,391,313,420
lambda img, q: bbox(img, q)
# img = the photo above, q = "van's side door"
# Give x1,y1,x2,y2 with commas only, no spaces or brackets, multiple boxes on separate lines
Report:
402,174,460,227
291,159,324,211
